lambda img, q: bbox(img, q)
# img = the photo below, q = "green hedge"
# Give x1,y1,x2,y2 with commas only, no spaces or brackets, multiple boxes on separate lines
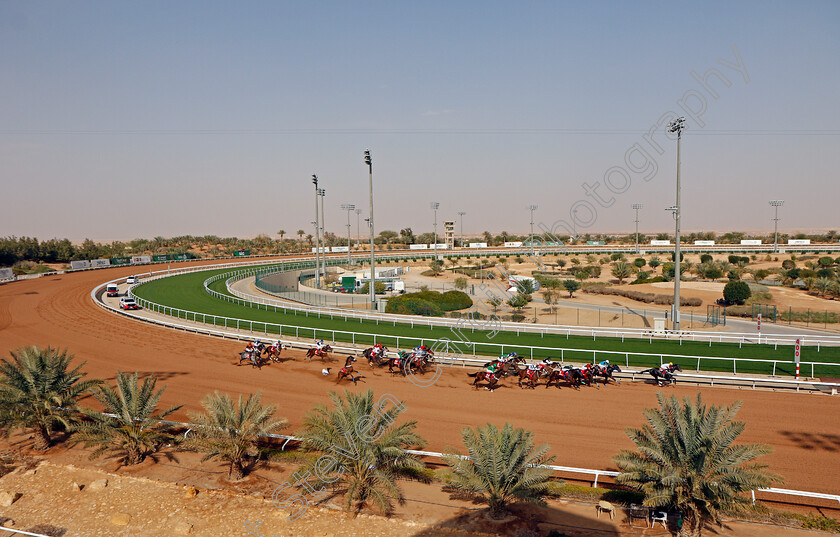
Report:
385,290,473,316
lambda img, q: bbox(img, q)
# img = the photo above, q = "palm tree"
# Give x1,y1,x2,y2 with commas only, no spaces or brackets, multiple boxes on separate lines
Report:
74,371,182,465
0,346,101,451
442,423,555,518
186,392,287,480
296,389,425,515
278,230,286,242
611,261,633,284
306,234,313,246
813,277,834,297
297,229,305,242
614,393,781,537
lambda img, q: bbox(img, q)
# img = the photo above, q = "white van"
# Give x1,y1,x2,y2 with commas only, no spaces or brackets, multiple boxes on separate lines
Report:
106,284,120,297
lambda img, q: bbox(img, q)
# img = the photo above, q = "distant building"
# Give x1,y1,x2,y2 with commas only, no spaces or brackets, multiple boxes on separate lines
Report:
444,220,456,249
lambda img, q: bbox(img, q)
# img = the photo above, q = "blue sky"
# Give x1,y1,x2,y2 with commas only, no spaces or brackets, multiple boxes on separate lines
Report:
1,1,838,241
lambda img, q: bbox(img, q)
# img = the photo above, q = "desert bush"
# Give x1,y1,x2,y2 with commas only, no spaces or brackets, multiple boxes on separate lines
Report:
818,256,835,267
633,257,646,268
700,254,713,264
723,281,751,305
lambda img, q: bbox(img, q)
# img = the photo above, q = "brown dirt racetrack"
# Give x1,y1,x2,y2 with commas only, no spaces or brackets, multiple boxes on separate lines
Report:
1,260,838,498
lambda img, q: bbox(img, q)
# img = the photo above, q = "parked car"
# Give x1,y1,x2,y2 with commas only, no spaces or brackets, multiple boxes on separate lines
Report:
106,284,120,297
126,275,139,285
119,297,140,310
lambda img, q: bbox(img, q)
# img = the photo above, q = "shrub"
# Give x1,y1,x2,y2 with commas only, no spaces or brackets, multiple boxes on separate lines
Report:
635,271,650,281
818,256,835,267
385,290,472,316
700,254,713,264
610,252,624,261
723,281,751,305
633,257,646,268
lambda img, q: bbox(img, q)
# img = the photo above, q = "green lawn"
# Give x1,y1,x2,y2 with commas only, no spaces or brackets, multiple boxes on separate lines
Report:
131,267,840,377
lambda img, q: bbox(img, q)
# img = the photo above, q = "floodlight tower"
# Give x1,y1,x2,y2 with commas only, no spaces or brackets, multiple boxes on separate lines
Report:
667,116,686,332
770,200,784,252
364,150,375,308
632,204,644,253
457,211,466,247
528,205,538,237
431,202,440,259
341,204,355,265
355,208,362,246
311,175,321,288
318,188,326,279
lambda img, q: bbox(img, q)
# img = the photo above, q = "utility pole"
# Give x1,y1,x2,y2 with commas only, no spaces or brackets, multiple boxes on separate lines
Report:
341,204,355,265
364,150,376,308
632,203,643,254
431,202,440,260
667,116,686,332
528,205,538,237
770,200,784,253
457,211,466,248
318,188,326,280
311,175,321,289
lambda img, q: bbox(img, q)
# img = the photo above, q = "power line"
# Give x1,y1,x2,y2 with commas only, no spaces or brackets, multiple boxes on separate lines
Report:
2,128,838,136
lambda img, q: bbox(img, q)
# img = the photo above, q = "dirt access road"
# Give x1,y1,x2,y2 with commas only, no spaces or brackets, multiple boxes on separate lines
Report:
0,261,838,499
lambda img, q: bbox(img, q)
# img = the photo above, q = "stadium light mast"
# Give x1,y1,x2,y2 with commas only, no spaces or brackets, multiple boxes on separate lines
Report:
364,150,376,308
318,188,326,280
632,203,644,254
341,204,355,265
527,205,538,237
311,175,321,288
770,200,784,253
355,208,362,246
667,116,686,332
457,211,466,247
431,202,440,259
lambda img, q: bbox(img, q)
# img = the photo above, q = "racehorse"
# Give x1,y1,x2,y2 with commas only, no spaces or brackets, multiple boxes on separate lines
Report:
515,366,541,389
545,367,583,389
363,346,389,367
387,351,427,376
336,355,361,384
578,366,597,387
266,343,286,362
305,345,333,361
238,350,263,369
482,359,517,377
592,364,622,385
467,370,500,391
642,363,682,386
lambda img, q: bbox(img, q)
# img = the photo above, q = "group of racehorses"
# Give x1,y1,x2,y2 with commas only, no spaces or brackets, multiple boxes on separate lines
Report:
236,341,682,389
468,358,682,391
468,355,624,391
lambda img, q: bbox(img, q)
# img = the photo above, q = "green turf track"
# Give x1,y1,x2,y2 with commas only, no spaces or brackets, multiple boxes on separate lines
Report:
131,267,840,377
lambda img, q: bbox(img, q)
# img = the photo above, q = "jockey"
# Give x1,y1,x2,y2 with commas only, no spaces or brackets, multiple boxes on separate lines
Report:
659,362,672,374
270,340,282,351
315,339,325,351
413,345,427,358
245,342,255,355
599,359,610,368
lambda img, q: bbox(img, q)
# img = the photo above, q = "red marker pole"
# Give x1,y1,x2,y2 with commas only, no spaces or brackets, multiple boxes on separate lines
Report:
757,313,761,343
795,338,801,379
